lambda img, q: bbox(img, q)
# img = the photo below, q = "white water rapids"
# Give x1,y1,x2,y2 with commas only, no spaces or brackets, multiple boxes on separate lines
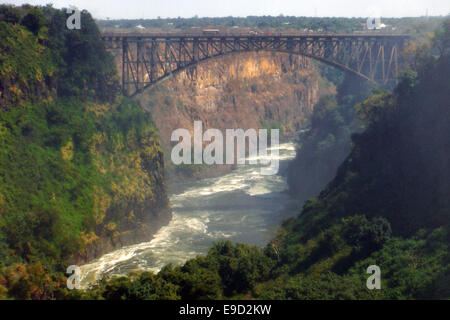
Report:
78,142,297,288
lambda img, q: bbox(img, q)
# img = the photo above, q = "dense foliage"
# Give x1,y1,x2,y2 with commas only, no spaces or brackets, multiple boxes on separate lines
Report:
0,5,167,299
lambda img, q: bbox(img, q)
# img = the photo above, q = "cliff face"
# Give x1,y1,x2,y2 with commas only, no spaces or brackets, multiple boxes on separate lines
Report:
130,51,323,177
0,96,171,267
287,74,373,207
0,10,171,273
69,101,171,264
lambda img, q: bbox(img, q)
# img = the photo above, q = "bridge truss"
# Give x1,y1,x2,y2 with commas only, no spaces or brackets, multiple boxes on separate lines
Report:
102,33,408,97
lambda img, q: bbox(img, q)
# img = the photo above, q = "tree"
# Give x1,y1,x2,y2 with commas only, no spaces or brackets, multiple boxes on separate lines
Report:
0,5,21,24
21,8,46,35
433,18,450,56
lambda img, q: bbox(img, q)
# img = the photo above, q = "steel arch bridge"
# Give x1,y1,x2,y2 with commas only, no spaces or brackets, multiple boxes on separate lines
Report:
101,33,409,97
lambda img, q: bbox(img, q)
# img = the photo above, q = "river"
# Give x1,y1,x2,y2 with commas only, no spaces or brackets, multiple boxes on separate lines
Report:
79,142,297,288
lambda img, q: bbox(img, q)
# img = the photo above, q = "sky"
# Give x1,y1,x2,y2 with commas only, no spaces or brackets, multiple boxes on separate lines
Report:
3,0,450,19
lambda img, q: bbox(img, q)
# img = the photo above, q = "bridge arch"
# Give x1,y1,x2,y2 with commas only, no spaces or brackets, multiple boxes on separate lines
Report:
137,49,377,97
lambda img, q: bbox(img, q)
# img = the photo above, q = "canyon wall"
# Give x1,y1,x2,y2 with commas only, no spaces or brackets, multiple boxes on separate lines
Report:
69,102,171,264
127,51,329,178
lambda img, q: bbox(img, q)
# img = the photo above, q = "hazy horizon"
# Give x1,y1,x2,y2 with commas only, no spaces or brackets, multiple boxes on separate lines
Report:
2,0,449,20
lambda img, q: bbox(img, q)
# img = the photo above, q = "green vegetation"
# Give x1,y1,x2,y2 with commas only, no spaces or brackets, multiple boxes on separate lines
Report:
0,5,167,299
68,240,274,300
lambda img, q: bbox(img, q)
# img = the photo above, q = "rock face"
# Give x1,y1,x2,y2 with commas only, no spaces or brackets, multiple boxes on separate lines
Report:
127,51,323,178
138,52,319,143
70,208,171,265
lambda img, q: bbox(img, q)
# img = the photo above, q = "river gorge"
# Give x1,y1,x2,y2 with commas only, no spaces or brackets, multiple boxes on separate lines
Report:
79,142,297,288
77,51,326,288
